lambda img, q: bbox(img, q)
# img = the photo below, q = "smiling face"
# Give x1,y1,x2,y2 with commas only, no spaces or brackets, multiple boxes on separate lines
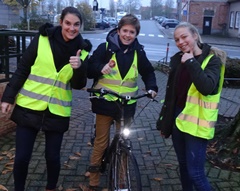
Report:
117,24,137,45
174,27,198,53
60,13,81,42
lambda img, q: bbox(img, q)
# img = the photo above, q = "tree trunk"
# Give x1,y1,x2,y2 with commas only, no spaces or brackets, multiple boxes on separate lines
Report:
23,6,28,23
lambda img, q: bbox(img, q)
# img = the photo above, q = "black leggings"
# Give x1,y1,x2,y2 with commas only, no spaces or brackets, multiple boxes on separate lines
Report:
14,125,64,191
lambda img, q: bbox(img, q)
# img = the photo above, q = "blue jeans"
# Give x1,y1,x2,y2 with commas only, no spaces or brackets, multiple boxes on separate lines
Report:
14,125,64,191
172,125,211,191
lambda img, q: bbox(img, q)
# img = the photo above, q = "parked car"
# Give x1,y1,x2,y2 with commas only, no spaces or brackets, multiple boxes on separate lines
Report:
161,19,179,29
104,17,118,28
95,19,110,29
157,16,167,25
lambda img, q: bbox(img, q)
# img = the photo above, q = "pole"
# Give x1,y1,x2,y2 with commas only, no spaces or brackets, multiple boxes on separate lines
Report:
187,0,190,22
165,43,169,64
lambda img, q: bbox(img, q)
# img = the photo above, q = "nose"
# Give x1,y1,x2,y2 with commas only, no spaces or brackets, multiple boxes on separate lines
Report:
178,38,184,44
70,25,75,30
126,31,131,36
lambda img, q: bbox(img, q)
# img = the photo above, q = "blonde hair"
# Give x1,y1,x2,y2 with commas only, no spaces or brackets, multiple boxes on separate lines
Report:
174,22,203,47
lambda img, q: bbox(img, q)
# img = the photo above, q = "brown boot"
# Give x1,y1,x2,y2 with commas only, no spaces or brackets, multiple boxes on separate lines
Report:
79,184,103,191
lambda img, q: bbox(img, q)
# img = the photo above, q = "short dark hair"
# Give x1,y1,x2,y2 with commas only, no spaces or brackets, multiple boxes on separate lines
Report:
118,14,140,35
60,6,82,24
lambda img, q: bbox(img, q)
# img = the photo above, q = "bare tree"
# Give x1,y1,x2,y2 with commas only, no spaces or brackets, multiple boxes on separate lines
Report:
150,0,164,17
109,0,115,17
124,0,141,14
165,0,175,18
3,0,42,23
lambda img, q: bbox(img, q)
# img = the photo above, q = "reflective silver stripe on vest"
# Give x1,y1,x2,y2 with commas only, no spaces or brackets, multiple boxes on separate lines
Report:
28,74,71,90
178,113,215,128
96,78,137,88
19,89,72,107
186,96,218,109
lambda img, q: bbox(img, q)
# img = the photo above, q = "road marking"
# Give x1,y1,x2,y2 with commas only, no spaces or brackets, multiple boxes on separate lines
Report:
104,32,163,38
96,32,164,38
141,33,163,38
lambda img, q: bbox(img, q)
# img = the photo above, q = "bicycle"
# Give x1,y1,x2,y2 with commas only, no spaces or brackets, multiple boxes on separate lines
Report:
87,88,156,191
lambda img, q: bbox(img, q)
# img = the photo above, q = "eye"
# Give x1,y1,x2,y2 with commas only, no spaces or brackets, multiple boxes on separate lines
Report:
74,22,80,27
65,21,71,26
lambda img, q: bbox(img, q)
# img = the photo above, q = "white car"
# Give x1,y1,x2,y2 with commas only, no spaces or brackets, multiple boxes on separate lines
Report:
104,17,118,27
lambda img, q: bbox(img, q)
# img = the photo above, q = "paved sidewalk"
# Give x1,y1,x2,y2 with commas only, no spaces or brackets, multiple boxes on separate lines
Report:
0,70,240,191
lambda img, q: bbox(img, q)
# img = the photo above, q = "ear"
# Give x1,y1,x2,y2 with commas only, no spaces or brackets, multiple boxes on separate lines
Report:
60,19,63,26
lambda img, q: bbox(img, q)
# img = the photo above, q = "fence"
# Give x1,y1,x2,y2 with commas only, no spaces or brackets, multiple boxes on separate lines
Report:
0,29,36,136
0,29,37,82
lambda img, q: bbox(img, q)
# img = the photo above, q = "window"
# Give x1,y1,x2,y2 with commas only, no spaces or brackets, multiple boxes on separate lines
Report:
230,11,234,28
235,11,240,29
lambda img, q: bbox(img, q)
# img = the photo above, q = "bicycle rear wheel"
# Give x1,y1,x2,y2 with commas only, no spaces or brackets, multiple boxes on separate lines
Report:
107,146,142,191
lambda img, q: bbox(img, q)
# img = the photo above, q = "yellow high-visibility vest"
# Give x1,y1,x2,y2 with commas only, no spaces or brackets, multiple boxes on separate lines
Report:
176,54,225,139
94,51,138,104
16,35,88,117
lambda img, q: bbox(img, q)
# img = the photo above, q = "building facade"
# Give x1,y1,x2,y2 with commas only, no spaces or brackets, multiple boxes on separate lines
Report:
180,0,240,38
181,0,229,35
228,0,240,37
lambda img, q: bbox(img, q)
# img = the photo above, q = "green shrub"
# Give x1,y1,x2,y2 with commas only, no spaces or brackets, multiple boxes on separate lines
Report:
224,57,240,87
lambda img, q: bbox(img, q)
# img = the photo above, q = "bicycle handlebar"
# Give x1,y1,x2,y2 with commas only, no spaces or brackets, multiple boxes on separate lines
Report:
87,88,156,101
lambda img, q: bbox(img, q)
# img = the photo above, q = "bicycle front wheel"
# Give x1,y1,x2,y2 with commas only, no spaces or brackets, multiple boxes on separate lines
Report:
107,146,142,191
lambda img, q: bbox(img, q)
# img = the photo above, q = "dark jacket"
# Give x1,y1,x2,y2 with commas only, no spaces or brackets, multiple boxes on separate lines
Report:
87,28,158,119
157,43,222,138
1,23,92,132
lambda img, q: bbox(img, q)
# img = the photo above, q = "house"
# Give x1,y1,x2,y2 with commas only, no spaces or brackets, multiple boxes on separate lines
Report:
180,0,240,38
228,0,240,38
0,0,20,28
181,0,229,35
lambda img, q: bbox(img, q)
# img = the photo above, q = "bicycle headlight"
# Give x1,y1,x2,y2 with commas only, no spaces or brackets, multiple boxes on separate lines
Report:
122,128,130,138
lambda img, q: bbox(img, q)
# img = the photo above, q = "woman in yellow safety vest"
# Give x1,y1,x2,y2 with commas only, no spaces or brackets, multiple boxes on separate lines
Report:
156,22,226,191
0,7,92,191
80,14,158,191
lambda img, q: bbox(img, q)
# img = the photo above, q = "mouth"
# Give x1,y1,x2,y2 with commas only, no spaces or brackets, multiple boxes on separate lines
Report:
122,38,132,44
180,45,189,51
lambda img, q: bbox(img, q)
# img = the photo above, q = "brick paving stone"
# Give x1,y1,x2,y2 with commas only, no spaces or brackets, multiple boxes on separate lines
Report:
1,63,240,190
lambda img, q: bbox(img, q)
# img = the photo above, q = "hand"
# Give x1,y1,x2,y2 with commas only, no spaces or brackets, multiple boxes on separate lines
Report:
101,59,116,75
181,50,194,63
1,102,12,114
69,49,82,69
147,90,157,98
108,59,115,68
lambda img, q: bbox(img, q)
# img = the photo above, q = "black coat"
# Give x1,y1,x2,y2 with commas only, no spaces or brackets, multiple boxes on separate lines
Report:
1,23,92,132
87,28,158,119
157,43,222,138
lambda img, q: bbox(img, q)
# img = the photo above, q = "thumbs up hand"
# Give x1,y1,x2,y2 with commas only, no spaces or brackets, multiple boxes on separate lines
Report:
69,49,82,69
108,59,115,68
101,59,116,75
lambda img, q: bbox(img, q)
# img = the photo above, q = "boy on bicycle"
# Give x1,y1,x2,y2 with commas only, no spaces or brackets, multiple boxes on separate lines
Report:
80,14,158,191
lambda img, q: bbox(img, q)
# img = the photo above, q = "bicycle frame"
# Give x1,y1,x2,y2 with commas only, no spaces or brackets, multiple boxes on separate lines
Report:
87,88,155,191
